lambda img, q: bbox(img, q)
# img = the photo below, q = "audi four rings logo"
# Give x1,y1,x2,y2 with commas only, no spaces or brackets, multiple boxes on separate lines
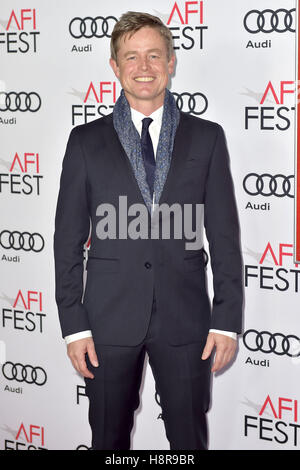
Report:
69,16,118,38
243,173,294,198
244,9,296,34
172,92,208,116
0,230,45,252
2,362,47,386
0,92,41,112
243,330,300,357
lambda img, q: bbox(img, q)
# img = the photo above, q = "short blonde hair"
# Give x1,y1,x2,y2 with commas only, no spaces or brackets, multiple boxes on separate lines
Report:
110,11,174,62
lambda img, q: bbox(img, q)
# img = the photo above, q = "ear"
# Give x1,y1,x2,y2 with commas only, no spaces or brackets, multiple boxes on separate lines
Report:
109,57,120,78
168,54,176,75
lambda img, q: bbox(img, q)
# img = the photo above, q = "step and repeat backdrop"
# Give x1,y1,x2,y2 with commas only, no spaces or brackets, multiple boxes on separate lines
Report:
0,0,299,450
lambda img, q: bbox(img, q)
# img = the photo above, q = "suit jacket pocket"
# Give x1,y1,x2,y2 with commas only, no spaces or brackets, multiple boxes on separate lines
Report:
87,256,120,273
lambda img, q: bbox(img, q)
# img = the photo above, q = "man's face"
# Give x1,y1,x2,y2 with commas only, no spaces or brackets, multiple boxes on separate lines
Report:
110,26,175,112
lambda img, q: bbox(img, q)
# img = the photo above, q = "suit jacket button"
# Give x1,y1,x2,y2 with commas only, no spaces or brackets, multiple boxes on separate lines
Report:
144,262,152,269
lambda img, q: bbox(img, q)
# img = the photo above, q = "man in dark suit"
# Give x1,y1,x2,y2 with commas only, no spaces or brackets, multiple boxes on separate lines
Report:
54,12,243,450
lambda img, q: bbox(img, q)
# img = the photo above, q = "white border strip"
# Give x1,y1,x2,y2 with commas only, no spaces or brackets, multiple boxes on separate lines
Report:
295,0,299,263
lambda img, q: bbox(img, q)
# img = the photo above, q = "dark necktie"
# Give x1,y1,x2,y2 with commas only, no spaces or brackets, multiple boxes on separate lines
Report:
141,117,156,199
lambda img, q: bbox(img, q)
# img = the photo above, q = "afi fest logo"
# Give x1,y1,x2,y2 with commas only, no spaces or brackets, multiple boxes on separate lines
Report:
0,9,39,53
71,80,118,125
244,395,300,447
245,242,300,293
166,1,207,51
0,151,42,196
244,80,295,131
4,422,46,450
2,289,46,334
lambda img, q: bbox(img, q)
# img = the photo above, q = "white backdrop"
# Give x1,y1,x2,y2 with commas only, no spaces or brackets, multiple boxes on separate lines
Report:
0,0,299,450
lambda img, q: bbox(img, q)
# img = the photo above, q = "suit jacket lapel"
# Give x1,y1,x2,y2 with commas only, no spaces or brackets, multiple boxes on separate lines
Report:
158,113,191,206
103,114,149,208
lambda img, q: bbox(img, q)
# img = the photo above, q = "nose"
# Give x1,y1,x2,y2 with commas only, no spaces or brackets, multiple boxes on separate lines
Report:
140,56,149,70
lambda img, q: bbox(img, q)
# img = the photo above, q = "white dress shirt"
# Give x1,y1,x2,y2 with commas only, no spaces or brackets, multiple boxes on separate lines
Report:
64,106,236,344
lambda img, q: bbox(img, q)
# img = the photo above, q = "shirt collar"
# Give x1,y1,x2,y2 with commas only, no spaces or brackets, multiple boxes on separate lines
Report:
130,105,163,131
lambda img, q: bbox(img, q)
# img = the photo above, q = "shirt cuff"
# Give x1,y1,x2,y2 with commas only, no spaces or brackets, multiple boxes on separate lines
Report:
64,330,92,345
209,329,237,340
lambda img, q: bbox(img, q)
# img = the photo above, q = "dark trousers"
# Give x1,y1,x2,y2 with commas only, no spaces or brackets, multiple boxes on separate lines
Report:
84,293,211,450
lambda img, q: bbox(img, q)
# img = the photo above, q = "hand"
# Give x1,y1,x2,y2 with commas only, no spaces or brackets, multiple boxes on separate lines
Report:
67,337,99,379
201,332,237,373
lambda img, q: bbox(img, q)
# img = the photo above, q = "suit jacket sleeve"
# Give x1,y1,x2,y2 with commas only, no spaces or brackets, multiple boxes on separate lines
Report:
53,127,91,338
204,124,243,334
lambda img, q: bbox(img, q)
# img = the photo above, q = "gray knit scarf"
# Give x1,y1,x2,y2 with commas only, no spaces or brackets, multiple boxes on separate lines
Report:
113,88,180,213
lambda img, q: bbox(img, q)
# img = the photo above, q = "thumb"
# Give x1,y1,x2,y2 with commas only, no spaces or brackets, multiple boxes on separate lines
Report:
202,334,215,360
87,341,99,367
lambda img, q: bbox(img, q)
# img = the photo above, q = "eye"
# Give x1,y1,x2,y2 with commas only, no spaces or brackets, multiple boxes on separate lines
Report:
127,56,136,61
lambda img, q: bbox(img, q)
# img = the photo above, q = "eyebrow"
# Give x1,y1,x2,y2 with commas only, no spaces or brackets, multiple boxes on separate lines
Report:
124,48,162,57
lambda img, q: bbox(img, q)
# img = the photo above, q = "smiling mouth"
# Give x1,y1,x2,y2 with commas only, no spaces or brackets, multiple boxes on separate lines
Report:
134,77,155,82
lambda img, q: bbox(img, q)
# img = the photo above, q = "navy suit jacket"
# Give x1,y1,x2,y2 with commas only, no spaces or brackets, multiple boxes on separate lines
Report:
54,111,243,346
